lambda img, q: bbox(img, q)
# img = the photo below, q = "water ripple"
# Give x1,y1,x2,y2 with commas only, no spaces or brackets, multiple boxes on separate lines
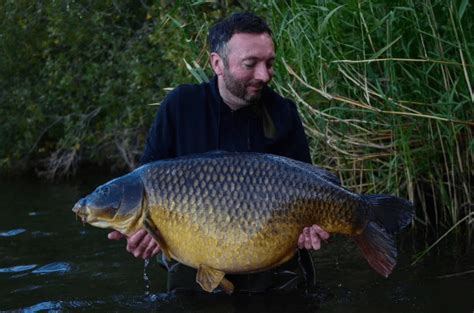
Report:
31,262,72,275
0,228,26,237
28,211,49,216
20,300,62,312
0,264,37,273
31,231,55,238
18,300,103,312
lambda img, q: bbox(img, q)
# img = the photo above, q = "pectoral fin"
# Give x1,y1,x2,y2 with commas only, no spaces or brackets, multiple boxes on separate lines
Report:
143,216,172,260
196,265,234,294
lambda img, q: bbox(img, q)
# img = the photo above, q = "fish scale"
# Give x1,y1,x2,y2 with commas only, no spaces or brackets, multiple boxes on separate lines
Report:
73,151,414,293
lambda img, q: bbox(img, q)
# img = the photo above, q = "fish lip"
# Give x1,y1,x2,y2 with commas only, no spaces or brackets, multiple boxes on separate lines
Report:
78,214,88,223
75,211,88,223
72,202,89,223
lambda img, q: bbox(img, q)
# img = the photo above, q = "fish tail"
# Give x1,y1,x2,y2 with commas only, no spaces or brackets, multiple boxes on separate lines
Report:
354,195,414,277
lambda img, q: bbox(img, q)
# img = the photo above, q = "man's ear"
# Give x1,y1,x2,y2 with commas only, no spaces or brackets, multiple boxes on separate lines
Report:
210,52,224,76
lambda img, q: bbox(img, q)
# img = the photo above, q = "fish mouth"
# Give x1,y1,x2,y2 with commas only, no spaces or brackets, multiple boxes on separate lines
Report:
72,201,89,223
72,201,116,229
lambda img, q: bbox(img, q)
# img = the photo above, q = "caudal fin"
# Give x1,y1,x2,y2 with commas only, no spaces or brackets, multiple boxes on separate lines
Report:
365,194,414,233
354,222,396,277
354,195,414,277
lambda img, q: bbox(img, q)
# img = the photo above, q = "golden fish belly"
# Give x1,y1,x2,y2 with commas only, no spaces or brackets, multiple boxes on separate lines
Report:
150,204,302,273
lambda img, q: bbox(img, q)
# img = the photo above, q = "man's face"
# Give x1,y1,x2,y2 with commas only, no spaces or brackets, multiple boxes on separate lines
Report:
221,33,275,104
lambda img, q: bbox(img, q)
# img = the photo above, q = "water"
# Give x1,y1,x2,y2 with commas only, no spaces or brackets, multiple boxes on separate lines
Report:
0,176,473,312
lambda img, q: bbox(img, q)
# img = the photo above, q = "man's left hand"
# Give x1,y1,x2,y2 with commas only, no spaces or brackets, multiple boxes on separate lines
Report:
298,224,330,250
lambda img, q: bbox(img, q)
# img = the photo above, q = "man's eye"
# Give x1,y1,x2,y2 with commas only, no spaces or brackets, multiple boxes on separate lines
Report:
243,63,255,68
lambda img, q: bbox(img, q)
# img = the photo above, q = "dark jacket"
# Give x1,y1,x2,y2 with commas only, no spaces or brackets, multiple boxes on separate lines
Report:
141,76,311,165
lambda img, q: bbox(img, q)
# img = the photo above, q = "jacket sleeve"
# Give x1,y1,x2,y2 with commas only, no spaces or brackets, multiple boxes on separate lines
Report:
140,91,178,164
285,101,312,164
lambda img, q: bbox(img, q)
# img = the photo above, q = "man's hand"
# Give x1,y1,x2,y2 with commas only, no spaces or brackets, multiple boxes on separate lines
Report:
297,225,330,250
108,229,161,259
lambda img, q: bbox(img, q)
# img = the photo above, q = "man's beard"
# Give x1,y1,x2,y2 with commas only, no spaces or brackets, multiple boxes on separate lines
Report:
222,69,263,104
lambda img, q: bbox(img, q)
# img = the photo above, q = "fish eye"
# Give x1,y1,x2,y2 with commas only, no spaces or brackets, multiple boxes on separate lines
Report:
98,186,110,196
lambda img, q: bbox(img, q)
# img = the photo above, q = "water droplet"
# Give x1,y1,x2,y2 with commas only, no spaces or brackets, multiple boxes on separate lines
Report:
143,259,150,295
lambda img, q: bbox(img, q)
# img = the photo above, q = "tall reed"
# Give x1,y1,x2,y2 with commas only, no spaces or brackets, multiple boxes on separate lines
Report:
263,0,473,245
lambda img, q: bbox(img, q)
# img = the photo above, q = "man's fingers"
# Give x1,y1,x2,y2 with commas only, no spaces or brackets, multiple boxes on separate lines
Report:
126,229,148,251
151,246,161,257
310,226,321,250
127,231,163,259
298,233,305,249
297,225,330,251
109,229,160,259
303,227,312,250
143,239,160,259
312,224,330,240
108,231,124,240
127,230,150,258
131,235,151,258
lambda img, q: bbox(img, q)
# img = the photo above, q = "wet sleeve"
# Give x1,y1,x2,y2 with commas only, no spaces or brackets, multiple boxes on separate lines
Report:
140,92,178,164
286,101,312,164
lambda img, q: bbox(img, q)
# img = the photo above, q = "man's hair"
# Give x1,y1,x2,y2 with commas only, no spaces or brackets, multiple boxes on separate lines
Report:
208,12,273,62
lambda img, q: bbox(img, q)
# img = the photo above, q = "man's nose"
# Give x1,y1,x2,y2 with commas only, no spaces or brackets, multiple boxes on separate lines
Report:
254,64,272,83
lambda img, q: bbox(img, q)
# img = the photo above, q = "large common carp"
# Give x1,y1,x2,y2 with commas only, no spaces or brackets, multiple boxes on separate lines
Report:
72,151,413,293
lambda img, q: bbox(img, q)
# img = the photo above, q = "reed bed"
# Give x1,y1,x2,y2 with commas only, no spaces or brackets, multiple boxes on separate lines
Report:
263,0,473,246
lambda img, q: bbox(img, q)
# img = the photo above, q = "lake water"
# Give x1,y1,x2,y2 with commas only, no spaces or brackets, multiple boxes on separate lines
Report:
0,176,473,312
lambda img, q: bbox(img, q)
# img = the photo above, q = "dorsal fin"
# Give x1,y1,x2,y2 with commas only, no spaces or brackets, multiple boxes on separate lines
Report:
313,168,341,185
262,154,341,185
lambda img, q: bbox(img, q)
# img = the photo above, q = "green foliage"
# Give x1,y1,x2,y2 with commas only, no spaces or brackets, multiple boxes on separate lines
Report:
0,1,223,174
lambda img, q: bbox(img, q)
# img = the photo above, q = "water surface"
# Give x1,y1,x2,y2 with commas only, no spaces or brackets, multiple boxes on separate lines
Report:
0,176,473,312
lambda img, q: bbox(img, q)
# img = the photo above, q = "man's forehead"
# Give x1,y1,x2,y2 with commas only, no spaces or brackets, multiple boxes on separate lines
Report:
228,32,273,44
227,33,275,58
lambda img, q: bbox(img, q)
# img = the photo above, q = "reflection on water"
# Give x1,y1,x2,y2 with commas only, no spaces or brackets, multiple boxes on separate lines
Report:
31,262,72,275
0,176,473,312
0,265,37,274
0,229,26,237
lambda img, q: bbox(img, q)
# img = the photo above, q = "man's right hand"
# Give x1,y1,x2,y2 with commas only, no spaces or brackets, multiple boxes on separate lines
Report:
108,229,161,259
